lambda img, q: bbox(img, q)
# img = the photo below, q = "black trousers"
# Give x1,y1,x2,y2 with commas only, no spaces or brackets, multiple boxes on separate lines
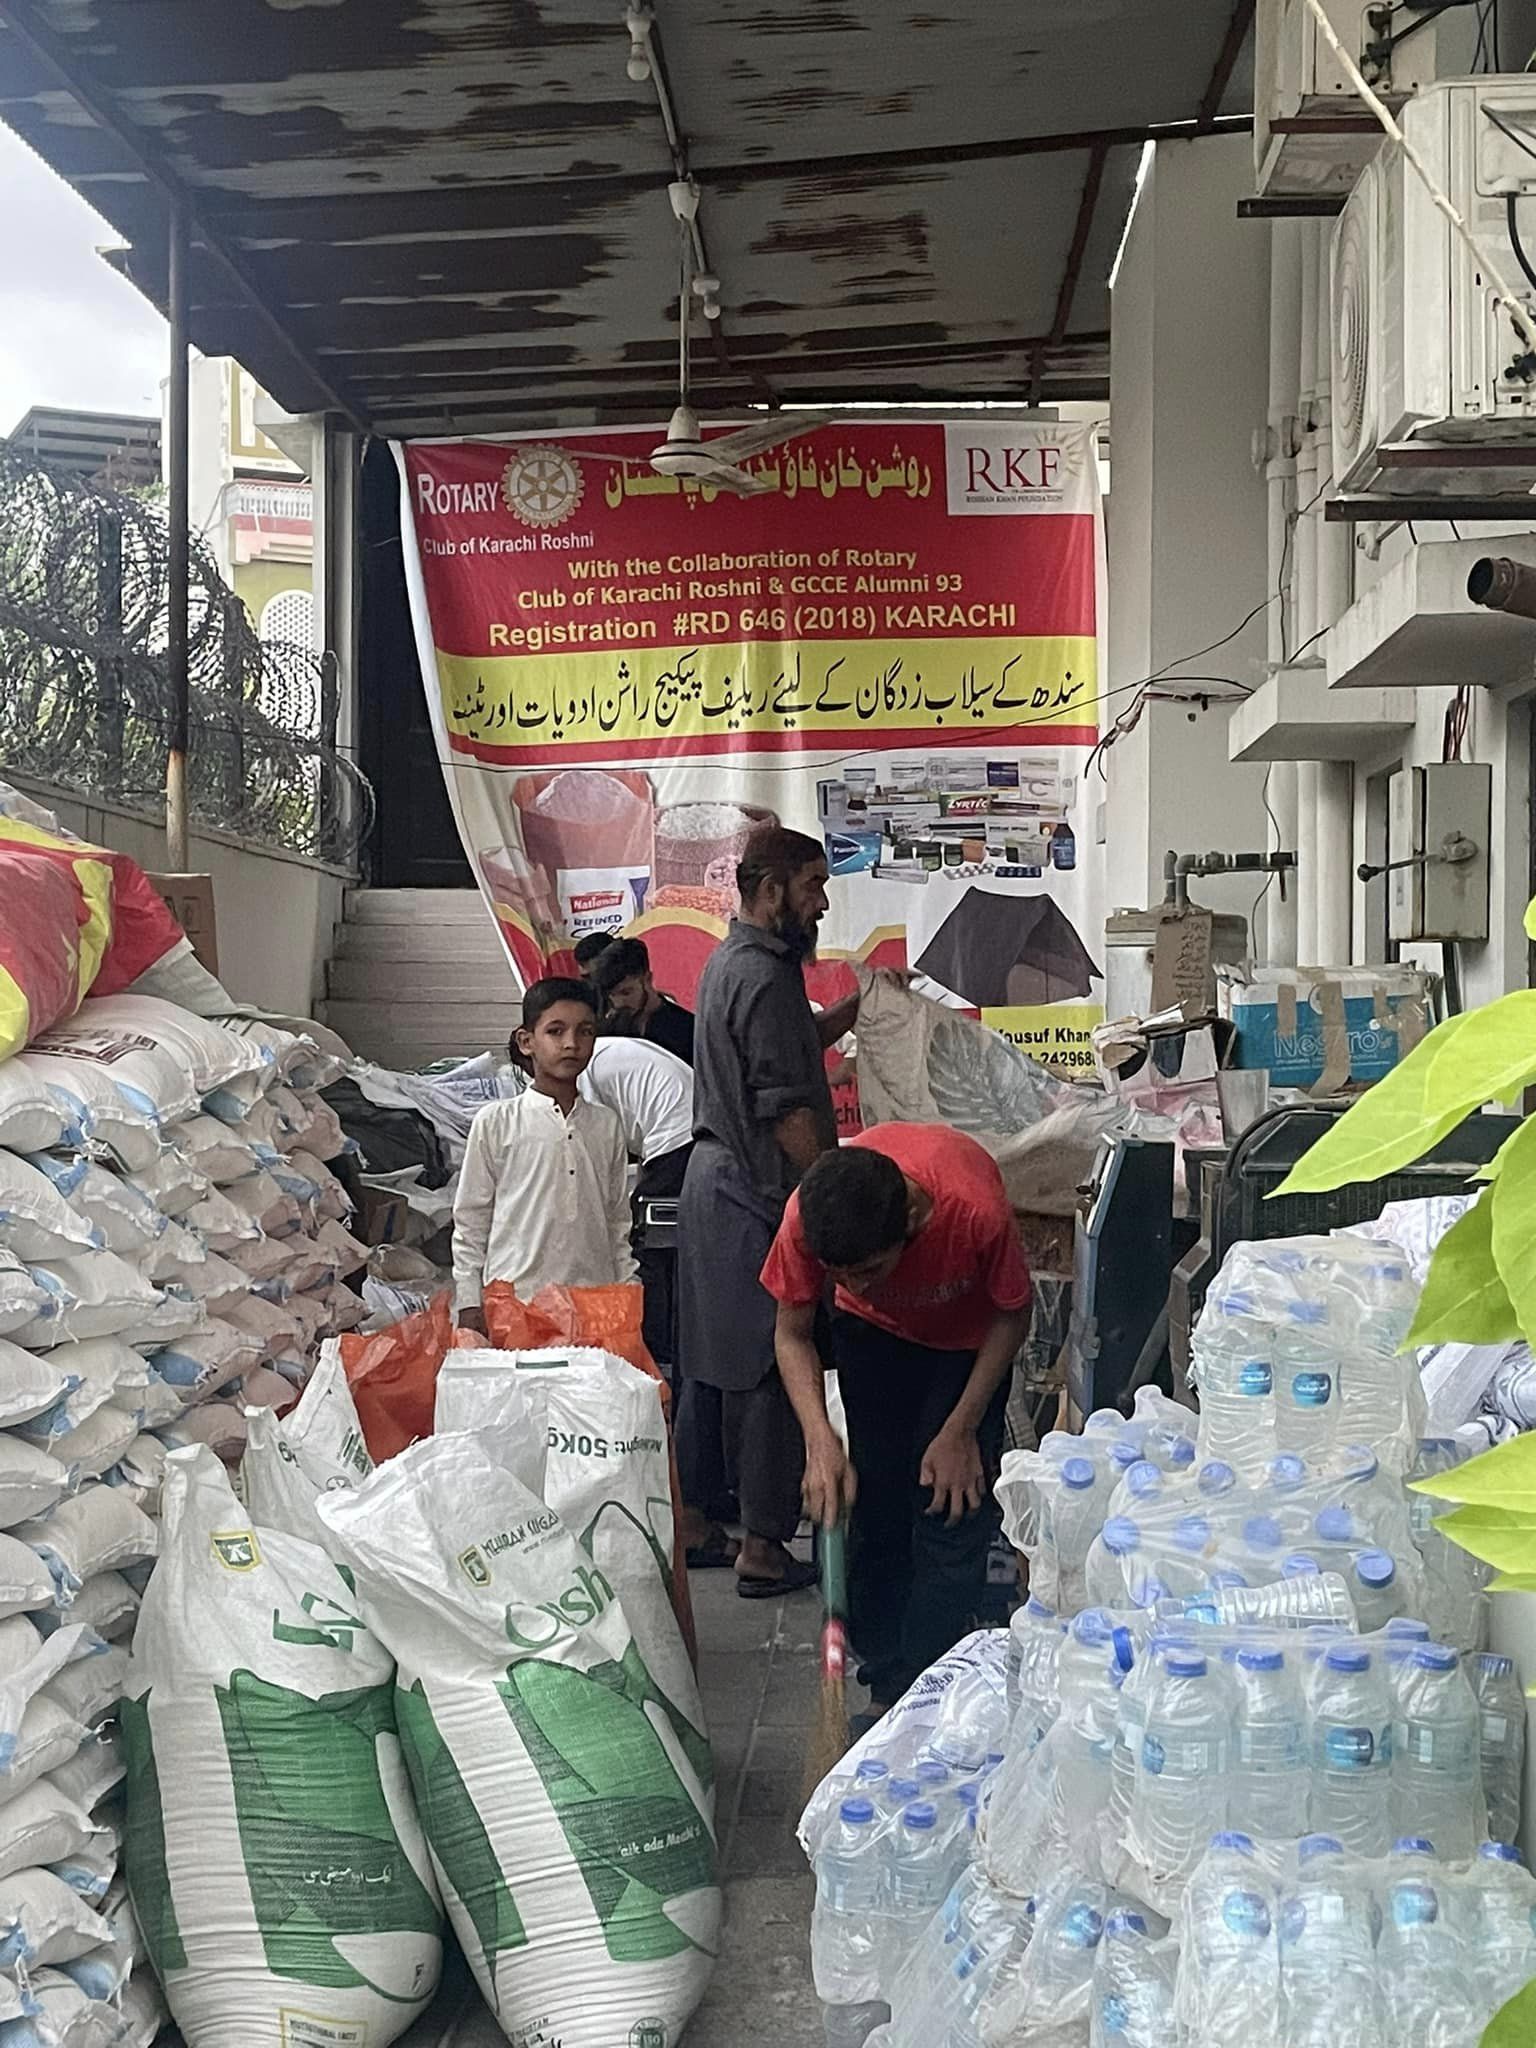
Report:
833,1311,1007,1705
634,1142,692,1376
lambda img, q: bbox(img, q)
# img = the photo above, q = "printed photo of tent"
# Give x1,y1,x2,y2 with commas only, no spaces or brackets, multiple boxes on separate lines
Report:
915,889,1102,1009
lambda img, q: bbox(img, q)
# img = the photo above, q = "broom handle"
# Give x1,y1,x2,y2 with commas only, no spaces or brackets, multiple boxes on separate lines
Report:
820,1518,849,1624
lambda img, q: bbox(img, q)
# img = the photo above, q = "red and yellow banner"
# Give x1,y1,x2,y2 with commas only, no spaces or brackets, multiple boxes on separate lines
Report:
399,418,1106,1073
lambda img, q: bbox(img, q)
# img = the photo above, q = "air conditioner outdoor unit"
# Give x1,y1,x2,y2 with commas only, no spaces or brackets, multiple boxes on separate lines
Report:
1255,0,1483,200
1331,77,1536,498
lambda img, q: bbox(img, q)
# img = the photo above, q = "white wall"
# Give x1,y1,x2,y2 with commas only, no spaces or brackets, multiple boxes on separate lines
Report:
16,782,344,1017
1104,135,1276,924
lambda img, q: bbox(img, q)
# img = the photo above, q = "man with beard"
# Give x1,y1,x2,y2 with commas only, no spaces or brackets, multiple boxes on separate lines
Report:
592,937,695,1065
678,825,860,1596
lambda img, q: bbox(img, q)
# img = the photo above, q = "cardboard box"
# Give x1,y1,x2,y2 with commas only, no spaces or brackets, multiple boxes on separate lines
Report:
1216,964,1432,1090
147,872,218,975
358,1186,409,1246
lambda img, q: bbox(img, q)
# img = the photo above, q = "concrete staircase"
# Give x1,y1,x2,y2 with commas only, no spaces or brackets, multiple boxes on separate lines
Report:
321,889,518,1069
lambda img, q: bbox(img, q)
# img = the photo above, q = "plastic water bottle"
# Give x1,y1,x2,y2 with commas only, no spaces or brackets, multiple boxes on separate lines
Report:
812,1796,889,2041
1192,1293,1276,1475
1143,1426,1196,1477
1309,1644,1392,1856
1348,1550,1404,1633
881,1802,953,1994
1463,1842,1536,2027
1181,1832,1279,2048
1472,1652,1526,1849
1278,1834,1383,2048
1236,1513,1287,1587
1152,1572,1355,1630
1086,1518,1142,1609
1390,1643,1482,1859
1136,1649,1231,1885
1339,1256,1418,1455
1008,1595,1062,1748
1057,1610,1132,1828
1025,1886,1107,2029
1049,1455,1102,1614
1109,1459,1165,1520
1274,1300,1337,1460
1091,1909,1176,2048
1230,1646,1307,1842
1378,1838,1478,2048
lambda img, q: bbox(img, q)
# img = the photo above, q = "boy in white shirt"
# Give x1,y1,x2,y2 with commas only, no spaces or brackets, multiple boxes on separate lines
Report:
454,977,635,1334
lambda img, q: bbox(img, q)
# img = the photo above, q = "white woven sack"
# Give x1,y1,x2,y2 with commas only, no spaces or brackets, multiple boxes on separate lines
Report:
13,1047,185,1168
0,1253,51,1341
10,1255,168,1350
0,1782,99,1889
24,1155,167,1257
0,1156,102,1263
242,1348,373,1552
22,1968,126,2048
42,1402,139,1485
158,1398,248,1461
436,1346,705,1762
45,1647,129,1730
15,1339,152,1440
165,1112,262,1187
0,1068,80,1156
17,1485,158,1604
123,1150,209,1219
47,1729,122,1815
0,1870,110,1970
291,1149,351,1218
122,1447,443,2048
0,1336,76,1429
0,1436,75,1526
149,1322,249,1407
0,1532,56,1617
70,995,268,1102
320,1433,720,2048
34,1571,138,1644
181,1186,260,1253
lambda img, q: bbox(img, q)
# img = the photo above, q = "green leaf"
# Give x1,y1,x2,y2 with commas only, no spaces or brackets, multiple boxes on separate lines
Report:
1410,1429,1536,1509
1433,1503,1536,1574
1491,1116,1536,1348
1526,894,1536,945
1482,1977,1536,2048
1404,1199,1521,1347
1487,1571,1536,1593
1274,990,1536,1197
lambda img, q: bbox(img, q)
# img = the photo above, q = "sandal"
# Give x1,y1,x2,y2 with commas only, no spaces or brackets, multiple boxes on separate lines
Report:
736,1556,819,1599
685,1532,741,1570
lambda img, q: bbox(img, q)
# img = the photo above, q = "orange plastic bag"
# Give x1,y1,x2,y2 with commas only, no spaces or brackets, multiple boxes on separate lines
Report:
482,1281,696,1660
337,1290,473,1462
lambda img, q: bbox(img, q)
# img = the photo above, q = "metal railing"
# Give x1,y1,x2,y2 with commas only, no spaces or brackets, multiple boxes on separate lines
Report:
0,448,371,865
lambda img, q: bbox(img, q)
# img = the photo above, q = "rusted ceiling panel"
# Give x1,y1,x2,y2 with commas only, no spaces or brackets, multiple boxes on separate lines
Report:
0,0,1252,430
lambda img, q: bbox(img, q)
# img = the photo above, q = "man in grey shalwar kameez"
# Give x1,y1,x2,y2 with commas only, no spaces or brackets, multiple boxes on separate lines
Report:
677,826,860,1597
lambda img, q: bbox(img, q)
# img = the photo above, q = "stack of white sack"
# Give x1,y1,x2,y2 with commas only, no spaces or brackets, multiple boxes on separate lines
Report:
306,1343,722,2048
0,990,374,2040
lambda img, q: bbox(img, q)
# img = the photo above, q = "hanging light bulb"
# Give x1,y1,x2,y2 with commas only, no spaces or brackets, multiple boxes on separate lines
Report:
624,5,654,82
693,272,722,321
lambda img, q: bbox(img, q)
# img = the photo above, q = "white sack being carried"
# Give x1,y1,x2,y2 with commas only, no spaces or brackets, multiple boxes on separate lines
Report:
436,1346,705,1761
319,1432,721,2048
850,968,1124,1214
242,1348,372,1552
121,1447,443,2048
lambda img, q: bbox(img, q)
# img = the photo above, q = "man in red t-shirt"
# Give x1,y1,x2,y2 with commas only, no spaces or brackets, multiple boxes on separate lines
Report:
761,1121,1031,1708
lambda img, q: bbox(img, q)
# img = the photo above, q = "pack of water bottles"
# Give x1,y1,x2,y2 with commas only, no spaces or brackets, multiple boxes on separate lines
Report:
1193,1231,1427,1478
1176,1829,1536,2048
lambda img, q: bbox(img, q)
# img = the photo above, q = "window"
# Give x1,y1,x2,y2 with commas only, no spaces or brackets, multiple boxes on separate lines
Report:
258,587,313,648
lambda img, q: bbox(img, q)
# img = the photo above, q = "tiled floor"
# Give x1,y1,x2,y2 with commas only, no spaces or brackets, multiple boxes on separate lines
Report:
389,1560,832,2048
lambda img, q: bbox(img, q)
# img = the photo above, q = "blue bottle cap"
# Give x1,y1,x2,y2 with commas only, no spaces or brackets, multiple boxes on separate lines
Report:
1315,1507,1354,1543
1210,1569,1250,1591
1198,1460,1237,1497
1126,1460,1163,1498
1281,1553,1321,1578
1269,1455,1307,1490
902,1801,938,1831
1211,1830,1256,1854
1108,1440,1143,1470
1355,1550,1396,1588
1477,1653,1515,1676
1237,1647,1284,1672
887,1778,920,1803
1102,1516,1140,1555
1412,1644,1458,1671
1165,1650,1208,1679
1299,1833,1344,1861
1025,1595,1056,1619
1105,1909,1149,1938
1393,1837,1435,1856
1385,1618,1431,1640
1339,1444,1378,1479
839,1797,875,1824
954,1782,981,1809
1244,1516,1284,1551
1480,1842,1525,1864
1219,1291,1256,1317
1061,1456,1095,1490
1166,1438,1195,1467
854,1759,889,1784
1324,1646,1369,1673
1287,1298,1328,1326
1074,1608,1115,1644
1172,1515,1212,1553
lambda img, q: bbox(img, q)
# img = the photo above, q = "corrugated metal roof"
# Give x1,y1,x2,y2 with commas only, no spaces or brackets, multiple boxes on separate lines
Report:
0,0,1254,432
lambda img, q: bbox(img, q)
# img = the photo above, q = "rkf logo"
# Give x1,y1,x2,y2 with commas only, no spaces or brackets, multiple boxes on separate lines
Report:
944,423,1084,517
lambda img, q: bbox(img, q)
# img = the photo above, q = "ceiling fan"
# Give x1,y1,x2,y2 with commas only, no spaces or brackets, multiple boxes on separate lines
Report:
562,180,832,497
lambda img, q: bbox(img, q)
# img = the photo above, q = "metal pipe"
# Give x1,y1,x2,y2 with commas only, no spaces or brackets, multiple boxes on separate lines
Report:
1267,221,1304,670
1266,761,1301,964
1295,222,1321,653
165,201,190,875
1297,761,1321,962
1312,222,1350,629
1468,555,1536,620
1316,760,1353,961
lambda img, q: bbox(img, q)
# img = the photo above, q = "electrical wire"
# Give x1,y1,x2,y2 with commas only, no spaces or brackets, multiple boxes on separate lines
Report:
1508,192,1536,294
1277,472,1334,662
1250,760,1283,928
1485,103,1536,170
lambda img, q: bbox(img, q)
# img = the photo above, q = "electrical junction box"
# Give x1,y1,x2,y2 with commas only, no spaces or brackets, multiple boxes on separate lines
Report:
1387,760,1491,942
1255,0,1482,202
1332,78,1536,500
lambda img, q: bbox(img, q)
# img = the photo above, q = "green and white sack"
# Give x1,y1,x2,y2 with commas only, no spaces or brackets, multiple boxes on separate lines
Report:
435,1345,706,1770
242,1347,374,1554
122,1446,443,2048
320,1432,720,2048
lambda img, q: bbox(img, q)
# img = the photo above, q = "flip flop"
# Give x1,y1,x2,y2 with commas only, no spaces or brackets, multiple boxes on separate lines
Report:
736,1557,819,1599
685,1533,741,1570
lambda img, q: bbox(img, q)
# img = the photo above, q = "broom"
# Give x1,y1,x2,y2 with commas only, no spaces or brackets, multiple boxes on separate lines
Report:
802,1515,851,1803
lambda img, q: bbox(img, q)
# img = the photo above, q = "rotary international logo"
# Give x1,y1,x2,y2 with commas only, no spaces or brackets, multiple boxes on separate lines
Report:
501,443,585,529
